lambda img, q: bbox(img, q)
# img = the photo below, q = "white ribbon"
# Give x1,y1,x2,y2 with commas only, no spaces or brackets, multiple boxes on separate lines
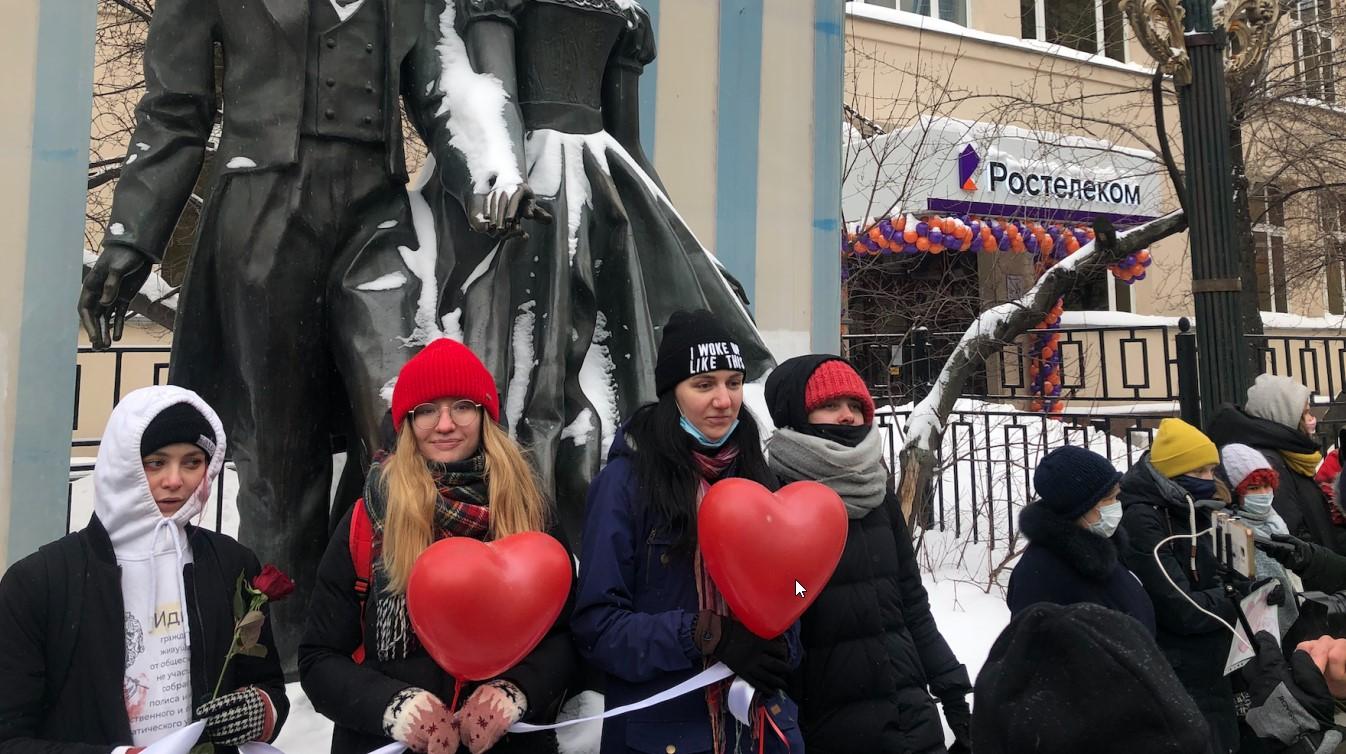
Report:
508,662,735,733
185,663,738,754
726,677,758,727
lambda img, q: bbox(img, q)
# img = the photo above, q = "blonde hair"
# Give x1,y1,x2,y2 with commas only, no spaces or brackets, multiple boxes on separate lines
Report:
379,419,550,593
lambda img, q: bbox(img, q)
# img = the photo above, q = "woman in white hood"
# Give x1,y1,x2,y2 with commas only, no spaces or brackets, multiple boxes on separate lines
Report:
0,385,287,754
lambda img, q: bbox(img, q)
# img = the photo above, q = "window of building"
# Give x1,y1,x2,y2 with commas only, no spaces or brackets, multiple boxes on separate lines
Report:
1250,184,1289,313
854,0,967,26
1020,0,1129,62
1324,194,1346,314
1293,0,1336,103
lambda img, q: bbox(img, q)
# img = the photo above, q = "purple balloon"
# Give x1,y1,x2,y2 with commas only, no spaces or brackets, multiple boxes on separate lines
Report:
998,235,1011,252
929,229,944,245
970,221,982,236
901,243,916,254
916,221,929,235
1134,272,1146,281
945,235,961,250
1026,235,1039,252
992,226,1005,241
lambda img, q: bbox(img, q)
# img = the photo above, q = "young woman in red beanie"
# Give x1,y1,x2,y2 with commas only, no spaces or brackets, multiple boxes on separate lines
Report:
300,338,576,754
763,354,972,754
572,309,803,754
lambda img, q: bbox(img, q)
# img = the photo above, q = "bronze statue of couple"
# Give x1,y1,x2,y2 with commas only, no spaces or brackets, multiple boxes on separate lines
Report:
79,0,773,671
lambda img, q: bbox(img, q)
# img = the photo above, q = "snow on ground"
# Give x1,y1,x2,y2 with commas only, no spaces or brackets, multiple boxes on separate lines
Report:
67,396,1092,752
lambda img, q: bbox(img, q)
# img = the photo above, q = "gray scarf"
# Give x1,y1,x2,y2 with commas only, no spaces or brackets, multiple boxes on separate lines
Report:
766,427,888,518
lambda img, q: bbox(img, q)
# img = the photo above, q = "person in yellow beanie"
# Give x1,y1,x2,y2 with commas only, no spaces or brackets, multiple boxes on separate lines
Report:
1116,417,1241,753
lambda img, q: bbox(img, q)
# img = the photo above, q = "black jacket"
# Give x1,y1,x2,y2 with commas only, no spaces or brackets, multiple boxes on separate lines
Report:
1117,457,1240,753
1208,406,1346,553
788,490,971,754
299,509,577,754
1008,502,1157,636
105,0,465,263
0,516,289,754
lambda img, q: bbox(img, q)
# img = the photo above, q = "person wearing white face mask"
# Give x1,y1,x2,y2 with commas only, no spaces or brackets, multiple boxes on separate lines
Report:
1223,443,1301,636
1007,446,1157,636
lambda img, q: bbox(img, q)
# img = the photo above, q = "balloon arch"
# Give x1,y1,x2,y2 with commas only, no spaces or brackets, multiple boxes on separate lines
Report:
842,212,1154,413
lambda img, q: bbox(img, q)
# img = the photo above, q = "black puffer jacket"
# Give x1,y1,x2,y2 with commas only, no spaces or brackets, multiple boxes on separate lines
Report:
299,509,577,754
786,488,971,754
1117,456,1240,754
1208,406,1346,553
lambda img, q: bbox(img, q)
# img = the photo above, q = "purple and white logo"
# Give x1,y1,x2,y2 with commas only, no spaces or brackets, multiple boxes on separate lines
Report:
958,145,980,191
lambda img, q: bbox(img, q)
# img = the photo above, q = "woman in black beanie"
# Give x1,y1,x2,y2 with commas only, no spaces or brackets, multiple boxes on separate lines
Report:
572,310,802,754
764,354,972,754
1008,446,1156,635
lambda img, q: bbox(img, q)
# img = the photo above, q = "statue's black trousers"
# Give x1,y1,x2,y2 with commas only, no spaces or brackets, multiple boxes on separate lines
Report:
169,136,423,675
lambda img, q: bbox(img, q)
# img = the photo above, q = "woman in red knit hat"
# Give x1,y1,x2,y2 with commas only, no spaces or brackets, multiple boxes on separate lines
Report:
300,338,576,754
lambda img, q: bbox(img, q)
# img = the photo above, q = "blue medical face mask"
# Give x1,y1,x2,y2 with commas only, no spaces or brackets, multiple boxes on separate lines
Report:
1241,491,1275,519
679,415,739,449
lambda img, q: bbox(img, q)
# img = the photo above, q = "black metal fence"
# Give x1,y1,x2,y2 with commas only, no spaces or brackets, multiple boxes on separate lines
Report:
849,321,1346,552
67,325,1346,552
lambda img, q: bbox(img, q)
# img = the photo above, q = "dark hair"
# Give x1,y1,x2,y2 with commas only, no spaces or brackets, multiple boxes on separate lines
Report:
624,391,777,553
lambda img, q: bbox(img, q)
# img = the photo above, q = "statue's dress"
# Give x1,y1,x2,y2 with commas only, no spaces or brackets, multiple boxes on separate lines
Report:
427,0,775,534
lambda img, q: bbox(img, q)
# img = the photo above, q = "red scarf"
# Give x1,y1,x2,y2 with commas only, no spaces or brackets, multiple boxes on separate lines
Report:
692,445,739,754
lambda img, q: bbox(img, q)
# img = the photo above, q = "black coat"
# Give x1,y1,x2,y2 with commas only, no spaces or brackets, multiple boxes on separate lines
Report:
105,0,465,264
299,509,577,754
789,490,971,754
1208,406,1346,553
1117,458,1241,753
1008,502,1157,636
0,516,289,754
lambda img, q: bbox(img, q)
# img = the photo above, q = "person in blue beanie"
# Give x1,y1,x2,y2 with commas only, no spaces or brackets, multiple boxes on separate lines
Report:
1008,445,1156,635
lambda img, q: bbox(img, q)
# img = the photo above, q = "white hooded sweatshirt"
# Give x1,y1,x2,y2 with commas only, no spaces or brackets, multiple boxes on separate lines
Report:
93,386,227,747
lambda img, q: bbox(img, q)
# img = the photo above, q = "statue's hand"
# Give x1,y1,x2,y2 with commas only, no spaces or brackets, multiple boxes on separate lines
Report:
79,245,153,351
468,181,553,241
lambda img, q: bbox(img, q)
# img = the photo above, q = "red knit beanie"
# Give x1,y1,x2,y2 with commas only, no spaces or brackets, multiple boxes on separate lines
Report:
804,360,875,423
391,338,501,432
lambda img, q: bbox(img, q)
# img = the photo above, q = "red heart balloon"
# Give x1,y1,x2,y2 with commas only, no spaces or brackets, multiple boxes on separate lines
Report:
406,531,572,680
698,478,848,638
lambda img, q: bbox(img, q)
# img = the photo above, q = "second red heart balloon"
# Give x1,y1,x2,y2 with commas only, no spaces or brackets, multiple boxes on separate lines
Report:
698,478,848,638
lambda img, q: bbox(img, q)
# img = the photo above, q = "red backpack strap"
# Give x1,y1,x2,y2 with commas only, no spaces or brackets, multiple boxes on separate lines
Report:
349,502,374,663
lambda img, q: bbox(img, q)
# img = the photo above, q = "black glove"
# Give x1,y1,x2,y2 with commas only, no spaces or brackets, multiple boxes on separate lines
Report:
695,611,791,693
195,687,271,746
1241,631,1336,748
1261,533,1314,572
1228,575,1275,601
942,698,971,753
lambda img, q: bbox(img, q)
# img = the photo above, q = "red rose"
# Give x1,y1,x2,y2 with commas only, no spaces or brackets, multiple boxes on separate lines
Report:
252,564,295,602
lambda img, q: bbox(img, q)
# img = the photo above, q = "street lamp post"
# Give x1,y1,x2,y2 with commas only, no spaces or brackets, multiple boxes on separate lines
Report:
1123,0,1279,425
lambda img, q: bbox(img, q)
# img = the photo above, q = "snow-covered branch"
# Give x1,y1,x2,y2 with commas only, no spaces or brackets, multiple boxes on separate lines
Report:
895,209,1189,522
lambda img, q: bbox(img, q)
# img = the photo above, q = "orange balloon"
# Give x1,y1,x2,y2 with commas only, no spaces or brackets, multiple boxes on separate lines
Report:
915,237,930,252
895,216,907,231
1136,249,1151,263
1041,236,1055,252
903,228,918,244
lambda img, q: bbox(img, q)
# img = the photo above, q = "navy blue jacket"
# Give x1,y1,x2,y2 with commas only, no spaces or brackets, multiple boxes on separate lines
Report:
1007,502,1157,636
572,429,803,754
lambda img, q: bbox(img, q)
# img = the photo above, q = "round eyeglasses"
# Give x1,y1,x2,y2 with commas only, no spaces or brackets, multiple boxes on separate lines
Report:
409,400,482,430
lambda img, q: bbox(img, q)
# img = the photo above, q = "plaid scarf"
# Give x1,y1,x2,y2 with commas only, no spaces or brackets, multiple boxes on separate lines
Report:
691,445,740,754
363,451,490,661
